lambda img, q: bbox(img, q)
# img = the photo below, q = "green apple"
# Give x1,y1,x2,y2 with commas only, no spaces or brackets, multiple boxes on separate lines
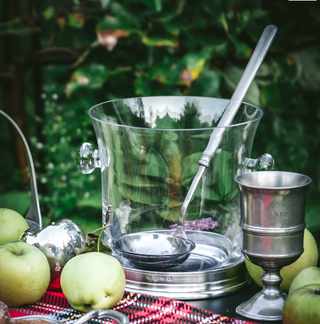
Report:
282,284,320,323
288,266,320,296
61,252,126,312
0,242,51,307
0,208,29,244
245,228,318,293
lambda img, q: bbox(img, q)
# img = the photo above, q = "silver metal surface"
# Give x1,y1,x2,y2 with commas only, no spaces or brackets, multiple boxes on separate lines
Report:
175,166,205,239
114,232,196,270
0,109,42,227
12,315,61,324
113,230,251,299
235,171,311,321
20,218,85,273
74,309,129,324
177,25,278,237
12,309,129,324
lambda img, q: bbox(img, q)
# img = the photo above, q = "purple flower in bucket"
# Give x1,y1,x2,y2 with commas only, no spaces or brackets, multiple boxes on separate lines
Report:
170,217,219,231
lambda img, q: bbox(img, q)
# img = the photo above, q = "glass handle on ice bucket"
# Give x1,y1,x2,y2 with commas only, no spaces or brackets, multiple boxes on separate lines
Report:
77,142,101,174
242,153,275,173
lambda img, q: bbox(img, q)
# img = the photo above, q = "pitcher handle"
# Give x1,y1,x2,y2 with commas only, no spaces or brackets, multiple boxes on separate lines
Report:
77,142,101,174
0,110,42,228
242,153,275,173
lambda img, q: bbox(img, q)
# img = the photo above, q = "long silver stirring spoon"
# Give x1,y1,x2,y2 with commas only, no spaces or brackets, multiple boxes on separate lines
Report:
113,24,278,270
174,24,278,239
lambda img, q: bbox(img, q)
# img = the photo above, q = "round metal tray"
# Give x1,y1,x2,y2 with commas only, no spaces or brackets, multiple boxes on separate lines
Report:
114,230,250,300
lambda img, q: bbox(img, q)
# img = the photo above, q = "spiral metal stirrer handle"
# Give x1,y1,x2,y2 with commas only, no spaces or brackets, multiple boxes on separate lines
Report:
0,110,42,227
177,25,278,233
74,309,129,324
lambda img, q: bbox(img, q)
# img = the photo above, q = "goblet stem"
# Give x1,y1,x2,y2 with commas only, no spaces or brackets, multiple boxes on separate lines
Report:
236,267,287,321
261,268,284,295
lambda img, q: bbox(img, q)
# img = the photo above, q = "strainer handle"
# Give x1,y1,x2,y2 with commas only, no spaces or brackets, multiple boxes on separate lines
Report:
0,110,42,227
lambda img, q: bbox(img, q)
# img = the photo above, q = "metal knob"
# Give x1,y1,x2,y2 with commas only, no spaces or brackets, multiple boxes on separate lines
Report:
77,142,101,174
242,153,275,173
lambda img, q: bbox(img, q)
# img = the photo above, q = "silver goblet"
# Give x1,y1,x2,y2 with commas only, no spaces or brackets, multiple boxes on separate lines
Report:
235,171,311,321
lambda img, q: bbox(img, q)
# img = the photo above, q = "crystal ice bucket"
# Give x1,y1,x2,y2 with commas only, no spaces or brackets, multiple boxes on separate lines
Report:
77,96,274,298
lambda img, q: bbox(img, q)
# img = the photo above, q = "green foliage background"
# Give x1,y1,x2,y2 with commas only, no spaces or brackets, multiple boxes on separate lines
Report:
0,0,320,248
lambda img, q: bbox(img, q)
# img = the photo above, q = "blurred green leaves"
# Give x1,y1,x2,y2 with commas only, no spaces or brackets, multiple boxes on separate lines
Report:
68,13,85,29
66,64,109,96
0,17,40,35
183,48,213,80
140,0,163,12
0,191,30,216
223,65,260,106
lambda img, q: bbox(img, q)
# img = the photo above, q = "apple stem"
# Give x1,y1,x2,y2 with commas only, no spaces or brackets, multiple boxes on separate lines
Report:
96,223,111,252
97,226,104,253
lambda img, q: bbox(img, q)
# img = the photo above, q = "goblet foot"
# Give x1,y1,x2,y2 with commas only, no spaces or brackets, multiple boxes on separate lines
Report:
236,287,286,321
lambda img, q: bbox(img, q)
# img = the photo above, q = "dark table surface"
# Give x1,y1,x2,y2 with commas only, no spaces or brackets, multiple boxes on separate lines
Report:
186,282,283,324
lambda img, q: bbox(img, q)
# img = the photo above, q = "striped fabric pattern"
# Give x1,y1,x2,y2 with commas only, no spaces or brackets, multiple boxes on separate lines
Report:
9,273,257,324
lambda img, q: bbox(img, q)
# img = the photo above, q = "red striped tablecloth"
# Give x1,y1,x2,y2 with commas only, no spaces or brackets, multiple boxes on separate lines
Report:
9,273,257,324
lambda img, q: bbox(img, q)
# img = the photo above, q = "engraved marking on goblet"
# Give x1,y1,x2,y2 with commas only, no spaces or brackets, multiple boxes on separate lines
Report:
268,211,289,221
